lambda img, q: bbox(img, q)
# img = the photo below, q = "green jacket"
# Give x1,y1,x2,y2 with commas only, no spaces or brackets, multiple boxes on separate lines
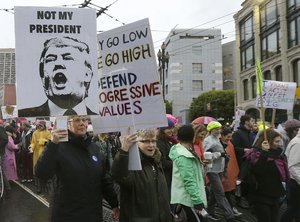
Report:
112,148,172,222
169,143,207,208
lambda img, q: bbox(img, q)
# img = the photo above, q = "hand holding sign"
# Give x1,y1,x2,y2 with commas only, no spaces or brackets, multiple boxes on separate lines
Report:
120,127,137,152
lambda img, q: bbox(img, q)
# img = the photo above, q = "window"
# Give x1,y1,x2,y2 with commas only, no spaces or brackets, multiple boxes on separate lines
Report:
243,79,249,100
261,0,278,29
170,62,183,74
264,70,272,80
211,63,215,73
171,80,183,91
240,14,255,71
287,5,300,48
240,15,254,43
288,0,300,9
192,46,202,55
292,59,300,85
260,0,281,60
251,76,257,99
192,63,203,73
261,30,281,60
192,80,203,91
275,66,282,81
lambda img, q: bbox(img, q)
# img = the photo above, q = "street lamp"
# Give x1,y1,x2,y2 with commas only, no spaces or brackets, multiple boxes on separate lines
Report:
157,42,169,100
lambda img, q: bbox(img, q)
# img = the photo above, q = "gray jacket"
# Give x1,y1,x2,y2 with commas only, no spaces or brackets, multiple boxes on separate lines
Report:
203,135,225,173
285,130,300,185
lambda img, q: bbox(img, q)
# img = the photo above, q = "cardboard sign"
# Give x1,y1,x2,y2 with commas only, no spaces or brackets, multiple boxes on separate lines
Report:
256,80,297,110
15,6,99,117
92,18,167,133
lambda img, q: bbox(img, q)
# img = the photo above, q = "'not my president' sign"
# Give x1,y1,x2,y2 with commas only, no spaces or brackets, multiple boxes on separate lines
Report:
92,18,167,133
15,6,99,117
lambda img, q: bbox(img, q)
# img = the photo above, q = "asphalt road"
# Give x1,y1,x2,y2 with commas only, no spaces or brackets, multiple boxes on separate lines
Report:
0,182,49,222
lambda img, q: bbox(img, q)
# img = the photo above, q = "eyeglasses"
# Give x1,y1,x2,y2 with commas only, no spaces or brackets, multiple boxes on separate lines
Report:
139,140,157,144
68,118,87,123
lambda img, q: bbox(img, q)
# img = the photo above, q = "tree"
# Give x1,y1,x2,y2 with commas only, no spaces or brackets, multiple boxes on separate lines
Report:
165,100,172,114
189,90,234,122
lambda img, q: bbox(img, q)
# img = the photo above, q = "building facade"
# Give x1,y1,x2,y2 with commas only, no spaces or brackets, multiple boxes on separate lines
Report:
0,48,16,108
222,41,237,90
234,0,300,123
161,29,223,123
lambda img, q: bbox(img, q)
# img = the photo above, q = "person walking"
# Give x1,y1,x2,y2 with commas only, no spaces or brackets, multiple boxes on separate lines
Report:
231,114,255,208
281,128,300,222
220,127,242,216
30,120,51,193
19,121,34,182
112,128,172,222
156,117,176,198
35,116,119,222
3,126,19,193
203,121,236,222
243,129,289,222
193,123,207,161
169,124,207,222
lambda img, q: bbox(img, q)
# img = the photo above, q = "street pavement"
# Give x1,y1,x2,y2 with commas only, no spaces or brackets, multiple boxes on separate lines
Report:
2,180,289,222
0,182,48,222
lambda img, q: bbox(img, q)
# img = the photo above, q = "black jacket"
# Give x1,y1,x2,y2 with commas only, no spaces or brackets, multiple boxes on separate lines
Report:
20,128,33,152
251,149,287,204
156,137,174,192
35,131,118,222
0,126,8,156
231,125,254,166
18,101,97,117
112,149,172,222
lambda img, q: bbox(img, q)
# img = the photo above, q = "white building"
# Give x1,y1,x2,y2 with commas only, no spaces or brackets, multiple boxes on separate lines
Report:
160,29,223,123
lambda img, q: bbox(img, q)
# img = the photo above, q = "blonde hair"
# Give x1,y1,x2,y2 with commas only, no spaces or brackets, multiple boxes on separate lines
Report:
137,128,157,138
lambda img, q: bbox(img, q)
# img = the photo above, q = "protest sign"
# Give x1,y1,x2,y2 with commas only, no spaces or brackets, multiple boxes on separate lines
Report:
92,18,167,133
256,80,297,110
15,6,99,117
1,105,18,119
234,109,245,131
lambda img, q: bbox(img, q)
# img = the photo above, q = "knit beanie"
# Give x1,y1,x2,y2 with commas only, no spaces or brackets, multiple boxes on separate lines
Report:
207,121,222,132
160,117,175,131
285,119,300,130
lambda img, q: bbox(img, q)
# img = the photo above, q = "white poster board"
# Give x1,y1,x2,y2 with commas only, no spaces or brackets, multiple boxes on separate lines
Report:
92,18,167,133
15,6,99,117
256,80,297,110
1,105,18,119
234,109,245,131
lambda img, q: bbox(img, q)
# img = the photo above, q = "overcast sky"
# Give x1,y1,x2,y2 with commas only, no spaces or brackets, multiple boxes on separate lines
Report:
0,0,243,49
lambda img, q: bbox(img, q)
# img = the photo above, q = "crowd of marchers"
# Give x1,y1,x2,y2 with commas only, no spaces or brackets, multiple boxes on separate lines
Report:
0,114,299,222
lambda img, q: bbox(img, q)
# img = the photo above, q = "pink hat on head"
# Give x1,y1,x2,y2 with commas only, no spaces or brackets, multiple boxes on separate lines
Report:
166,114,177,124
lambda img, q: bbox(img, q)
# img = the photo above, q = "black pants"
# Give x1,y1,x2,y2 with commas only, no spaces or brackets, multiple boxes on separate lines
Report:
281,179,300,222
253,201,279,222
181,205,201,222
